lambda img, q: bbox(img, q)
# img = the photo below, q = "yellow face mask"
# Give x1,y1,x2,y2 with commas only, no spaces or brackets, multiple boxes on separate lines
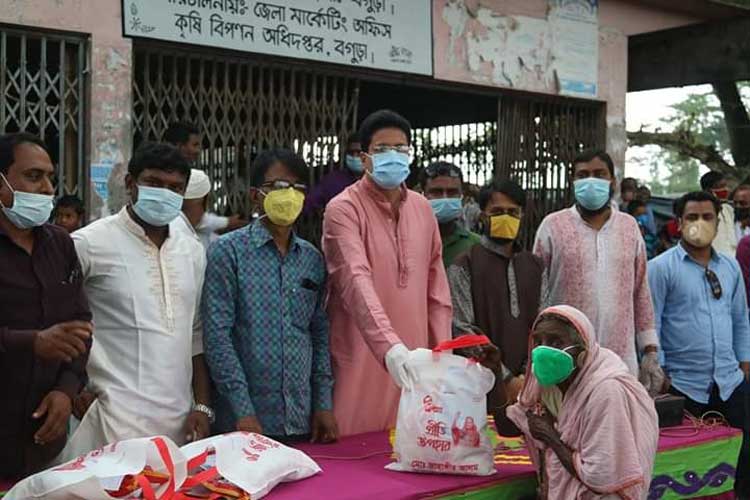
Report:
262,188,305,227
489,214,520,240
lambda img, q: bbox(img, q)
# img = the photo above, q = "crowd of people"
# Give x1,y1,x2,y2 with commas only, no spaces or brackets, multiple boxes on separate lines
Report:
0,108,748,499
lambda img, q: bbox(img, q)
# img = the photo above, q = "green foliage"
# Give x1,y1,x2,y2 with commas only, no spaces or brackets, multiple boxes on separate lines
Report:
640,83,749,195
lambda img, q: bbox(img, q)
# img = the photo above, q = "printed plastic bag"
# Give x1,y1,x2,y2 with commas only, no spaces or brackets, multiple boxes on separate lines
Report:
5,436,186,499
387,335,497,476
178,431,321,499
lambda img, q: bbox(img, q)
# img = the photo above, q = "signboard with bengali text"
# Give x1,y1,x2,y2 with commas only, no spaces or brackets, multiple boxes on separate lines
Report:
122,0,433,75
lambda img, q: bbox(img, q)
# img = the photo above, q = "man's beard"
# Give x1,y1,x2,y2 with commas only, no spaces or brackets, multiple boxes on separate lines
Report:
578,202,611,217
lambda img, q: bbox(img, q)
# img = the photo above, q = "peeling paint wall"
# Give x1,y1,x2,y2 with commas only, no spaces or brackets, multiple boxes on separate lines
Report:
433,0,704,178
0,0,132,218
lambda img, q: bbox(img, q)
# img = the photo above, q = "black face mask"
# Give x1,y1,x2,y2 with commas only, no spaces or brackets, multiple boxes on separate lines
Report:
736,207,750,222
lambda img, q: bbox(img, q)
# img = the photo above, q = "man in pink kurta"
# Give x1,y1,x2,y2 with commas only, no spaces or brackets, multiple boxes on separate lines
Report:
322,110,452,436
533,151,665,395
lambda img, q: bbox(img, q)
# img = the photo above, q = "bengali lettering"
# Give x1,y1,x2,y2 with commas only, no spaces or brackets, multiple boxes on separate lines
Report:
240,433,281,462
125,0,433,76
410,460,459,473
353,15,392,38
333,39,368,64
424,419,447,437
253,2,286,22
263,24,325,53
349,0,388,14
167,0,248,15
289,7,348,32
174,10,202,39
174,10,203,38
416,436,452,452
209,13,254,40
253,434,281,448
458,464,480,473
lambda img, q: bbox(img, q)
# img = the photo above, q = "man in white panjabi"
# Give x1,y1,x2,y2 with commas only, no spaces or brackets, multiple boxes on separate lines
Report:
59,143,213,461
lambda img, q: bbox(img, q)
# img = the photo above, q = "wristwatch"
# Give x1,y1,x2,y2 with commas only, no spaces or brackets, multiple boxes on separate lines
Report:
193,403,216,424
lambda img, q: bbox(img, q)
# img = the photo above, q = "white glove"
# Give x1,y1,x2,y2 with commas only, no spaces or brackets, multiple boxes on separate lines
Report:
638,351,666,397
385,343,416,390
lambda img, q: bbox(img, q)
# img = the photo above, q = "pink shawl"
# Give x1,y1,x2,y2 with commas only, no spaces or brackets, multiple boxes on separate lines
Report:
507,305,659,500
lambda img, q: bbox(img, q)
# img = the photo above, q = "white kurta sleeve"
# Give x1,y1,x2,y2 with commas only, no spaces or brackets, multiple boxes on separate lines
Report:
191,248,207,357
71,231,94,280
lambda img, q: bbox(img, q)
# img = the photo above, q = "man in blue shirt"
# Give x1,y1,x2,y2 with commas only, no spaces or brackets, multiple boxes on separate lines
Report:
202,148,337,444
648,191,750,497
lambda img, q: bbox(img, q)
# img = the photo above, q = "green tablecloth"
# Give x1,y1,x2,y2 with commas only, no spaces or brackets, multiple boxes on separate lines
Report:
437,427,742,500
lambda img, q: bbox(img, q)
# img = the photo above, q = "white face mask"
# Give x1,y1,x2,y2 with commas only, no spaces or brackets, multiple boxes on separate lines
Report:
0,173,54,229
132,185,184,227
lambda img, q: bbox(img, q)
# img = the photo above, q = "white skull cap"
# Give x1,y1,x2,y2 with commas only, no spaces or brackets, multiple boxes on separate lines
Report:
184,169,210,199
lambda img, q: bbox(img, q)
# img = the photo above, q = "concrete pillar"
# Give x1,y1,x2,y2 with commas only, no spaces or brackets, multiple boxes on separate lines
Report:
0,0,132,219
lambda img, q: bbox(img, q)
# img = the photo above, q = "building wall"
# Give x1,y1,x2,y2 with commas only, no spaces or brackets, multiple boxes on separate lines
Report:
0,0,132,217
599,1,703,36
0,0,711,208
432,0,704,178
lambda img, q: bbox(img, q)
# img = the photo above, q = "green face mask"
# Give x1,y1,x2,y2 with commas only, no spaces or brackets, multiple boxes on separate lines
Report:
531,345,577,387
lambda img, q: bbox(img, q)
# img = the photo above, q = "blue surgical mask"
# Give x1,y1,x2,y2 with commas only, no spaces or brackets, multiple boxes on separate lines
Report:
430,198,462,224
0,173,54,229
345,155,363,174
367,150,410,190
635,214,649,227
132,185,184,227
574,178,611,211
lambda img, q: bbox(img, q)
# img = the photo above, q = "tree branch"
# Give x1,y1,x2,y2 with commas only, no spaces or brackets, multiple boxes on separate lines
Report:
627,129,739,180
712,81,750,168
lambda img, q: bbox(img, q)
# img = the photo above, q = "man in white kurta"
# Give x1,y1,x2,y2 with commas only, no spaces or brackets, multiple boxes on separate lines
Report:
532,152,663,397
533,204,657,375
60,207,205,458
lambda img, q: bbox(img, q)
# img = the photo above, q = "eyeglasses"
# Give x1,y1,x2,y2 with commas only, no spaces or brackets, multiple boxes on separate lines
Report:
370,144,412,155
261,179,307,193
424,163,462,179
705,268,722,300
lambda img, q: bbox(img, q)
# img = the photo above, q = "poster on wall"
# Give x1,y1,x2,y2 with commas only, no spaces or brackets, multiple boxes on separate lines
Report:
438,3,556,94
91,159,114,202
434,0,598,99
549,0,598,97
122,0,433,76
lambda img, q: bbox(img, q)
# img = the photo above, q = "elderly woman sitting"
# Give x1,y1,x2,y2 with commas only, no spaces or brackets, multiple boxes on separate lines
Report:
507,305,659,499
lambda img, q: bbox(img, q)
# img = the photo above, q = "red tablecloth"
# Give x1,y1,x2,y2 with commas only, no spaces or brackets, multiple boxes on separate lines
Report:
268,424,742,500
656,423,742,451
271,432,532,500
1,424,740,499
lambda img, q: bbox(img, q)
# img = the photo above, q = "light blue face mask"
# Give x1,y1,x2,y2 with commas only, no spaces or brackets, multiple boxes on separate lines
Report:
0,173,54,229
574,178,611,211
132,185,184,227
367,150,410,190
429,197,462,224
345,155,364,174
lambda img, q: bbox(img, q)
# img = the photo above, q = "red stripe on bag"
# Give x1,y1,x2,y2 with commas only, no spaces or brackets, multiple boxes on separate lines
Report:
136,474,157,500
151,437,176,499
432,335,490,352
181,466,219,488
186,450,211,471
